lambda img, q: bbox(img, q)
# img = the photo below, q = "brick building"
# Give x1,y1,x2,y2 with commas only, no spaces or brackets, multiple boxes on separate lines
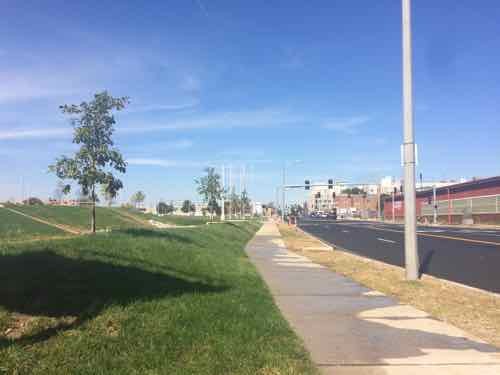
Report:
384,176,500,224
334,194,379,218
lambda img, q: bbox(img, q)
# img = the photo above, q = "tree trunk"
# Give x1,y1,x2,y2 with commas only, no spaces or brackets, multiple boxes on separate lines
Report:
91,186,96,234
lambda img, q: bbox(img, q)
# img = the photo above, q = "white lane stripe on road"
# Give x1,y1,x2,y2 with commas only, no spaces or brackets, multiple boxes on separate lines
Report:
377,238,396,244
342,230,350,233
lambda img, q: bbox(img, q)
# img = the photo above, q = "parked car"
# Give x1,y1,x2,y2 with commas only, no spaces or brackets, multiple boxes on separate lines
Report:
327,209,337,220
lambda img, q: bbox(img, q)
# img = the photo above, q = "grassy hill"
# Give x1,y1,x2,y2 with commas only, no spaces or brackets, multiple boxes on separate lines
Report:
118,208,211,226
5,204,144,232
0,207,66,241
0,222,317,374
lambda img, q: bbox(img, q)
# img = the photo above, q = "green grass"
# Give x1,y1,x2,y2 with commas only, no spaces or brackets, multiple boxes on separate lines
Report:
5,204,143,232
119,208,211,226
0,222,317,374
146,213,211,226
0,207,65,241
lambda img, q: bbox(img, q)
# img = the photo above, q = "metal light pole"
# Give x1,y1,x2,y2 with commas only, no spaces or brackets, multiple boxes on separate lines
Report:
221,165,225,221
281,160,302,222
433,185,437,224
402,0,419,280
281,165,286,222
392,191,395,223
229,165,232,220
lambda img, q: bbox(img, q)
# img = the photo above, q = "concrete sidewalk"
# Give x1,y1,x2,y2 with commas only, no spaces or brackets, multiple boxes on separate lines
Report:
245,221,500,375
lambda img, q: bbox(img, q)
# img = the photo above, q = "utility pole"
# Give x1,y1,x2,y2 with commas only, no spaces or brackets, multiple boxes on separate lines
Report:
229,165,232,220
392,190,396,223
242,164,246,218
281,165,286,222
221,165,225,221
240,165,244,219
275,186,280,217
377,185,382,220
402,0,419,280
433,185,437,224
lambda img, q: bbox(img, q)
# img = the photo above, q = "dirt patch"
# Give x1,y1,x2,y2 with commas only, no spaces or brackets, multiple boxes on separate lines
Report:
2,313,78,340
278,223,500,348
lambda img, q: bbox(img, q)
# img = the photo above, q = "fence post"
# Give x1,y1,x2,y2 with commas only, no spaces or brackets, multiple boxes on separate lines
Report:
448,188,451,225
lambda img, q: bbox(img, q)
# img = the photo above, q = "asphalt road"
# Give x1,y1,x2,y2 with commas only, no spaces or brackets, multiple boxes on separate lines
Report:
298,218,500,293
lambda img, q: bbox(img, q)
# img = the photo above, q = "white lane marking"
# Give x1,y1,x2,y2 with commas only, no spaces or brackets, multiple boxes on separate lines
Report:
377,238,396,244
342,230,350,233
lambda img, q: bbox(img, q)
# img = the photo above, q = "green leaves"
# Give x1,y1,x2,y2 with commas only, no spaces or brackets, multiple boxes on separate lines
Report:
195,167,223,217
49,91,129,231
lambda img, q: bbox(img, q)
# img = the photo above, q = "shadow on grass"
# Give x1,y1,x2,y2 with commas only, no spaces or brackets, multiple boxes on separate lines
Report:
119,228,194,242
0,250,226,348
419,249,435,277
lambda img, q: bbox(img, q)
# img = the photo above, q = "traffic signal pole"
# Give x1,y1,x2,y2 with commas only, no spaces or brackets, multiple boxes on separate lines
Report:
402,0,419,280
221,165,225,221
281,165,286,222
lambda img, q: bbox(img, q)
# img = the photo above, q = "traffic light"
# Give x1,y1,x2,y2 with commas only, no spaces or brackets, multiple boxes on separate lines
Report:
393,187,397,194
400,184,404,193
328,179,333,189
305,180,310,190
332,192,336,199
427,196,432,204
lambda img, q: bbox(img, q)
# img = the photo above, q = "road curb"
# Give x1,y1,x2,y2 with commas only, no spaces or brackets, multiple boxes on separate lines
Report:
324,240,500,299
293,225,334,251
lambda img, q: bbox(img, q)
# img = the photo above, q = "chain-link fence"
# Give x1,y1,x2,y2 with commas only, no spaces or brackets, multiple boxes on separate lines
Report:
421,194,500,216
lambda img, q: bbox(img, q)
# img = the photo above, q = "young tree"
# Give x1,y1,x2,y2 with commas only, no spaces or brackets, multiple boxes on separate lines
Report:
166,202,175,215
229,187,241,218
181,199,193,214
195,167,223,221
240,189,251,217
131,191,146,209
53,180,67,203
157,201,167,215
49,91,128,233
100,184,116,207
23,197,44,206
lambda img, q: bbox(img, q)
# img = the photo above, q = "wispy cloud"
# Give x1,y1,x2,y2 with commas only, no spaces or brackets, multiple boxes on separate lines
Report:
127,158,206,168
122,108,301,134
165,139,194,149
195,0,208,16
126,99,199,113
180,75,201,93
0,108,298,141
281,46,304,70
322,115,371,134
0,75,76,103
125,139,194,153
0,127,70,140
127,156,269,169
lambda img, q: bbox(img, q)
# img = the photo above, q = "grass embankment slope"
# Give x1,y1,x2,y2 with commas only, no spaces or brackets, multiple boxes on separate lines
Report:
6,204,144,232
0,207,66,241
0,222,317,374
279,224,500,349
120,208,211,226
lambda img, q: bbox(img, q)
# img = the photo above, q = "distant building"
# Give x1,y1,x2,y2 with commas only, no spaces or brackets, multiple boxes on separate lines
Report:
252,202,263,216
380,175,467,195
47,199,79,207
307,181,380,218
384,175,500,225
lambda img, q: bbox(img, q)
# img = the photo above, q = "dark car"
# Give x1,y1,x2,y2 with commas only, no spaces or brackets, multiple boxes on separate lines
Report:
327,208,337,220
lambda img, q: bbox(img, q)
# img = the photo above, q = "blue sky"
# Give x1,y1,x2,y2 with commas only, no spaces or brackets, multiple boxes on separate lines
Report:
1,0,499,205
